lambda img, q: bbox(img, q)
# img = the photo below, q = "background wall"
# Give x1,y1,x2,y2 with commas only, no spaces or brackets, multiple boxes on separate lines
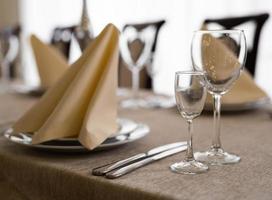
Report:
1,0,272,96
0,0,19,26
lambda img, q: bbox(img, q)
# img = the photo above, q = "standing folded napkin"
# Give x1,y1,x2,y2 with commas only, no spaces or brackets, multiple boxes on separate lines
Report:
31,35,69,89
13,24,119,150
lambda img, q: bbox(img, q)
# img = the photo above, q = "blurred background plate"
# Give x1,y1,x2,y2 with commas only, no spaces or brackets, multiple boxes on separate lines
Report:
10,83,45,97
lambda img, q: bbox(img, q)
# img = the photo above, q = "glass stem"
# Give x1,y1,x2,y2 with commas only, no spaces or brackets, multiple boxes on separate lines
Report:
186,119,194,161
149,57,156,94
150,75,155,94
132,68,140,99
212,94,222,149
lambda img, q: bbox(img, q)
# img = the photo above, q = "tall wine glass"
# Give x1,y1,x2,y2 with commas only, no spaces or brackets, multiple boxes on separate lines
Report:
119,26,155,108
191,30,247,165
170,71,208,174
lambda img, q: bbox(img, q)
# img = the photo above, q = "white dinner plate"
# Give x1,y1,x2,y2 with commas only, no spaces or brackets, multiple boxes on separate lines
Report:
3,118,149,152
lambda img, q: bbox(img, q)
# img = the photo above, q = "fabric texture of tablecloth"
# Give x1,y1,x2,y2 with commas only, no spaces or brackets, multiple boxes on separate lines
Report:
0,93,272,200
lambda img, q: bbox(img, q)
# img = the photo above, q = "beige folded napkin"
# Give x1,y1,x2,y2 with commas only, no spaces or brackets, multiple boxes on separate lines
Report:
201,33,240,82
206,70,268,105
13,24,119,150
30,35,69,89
201,26,268,106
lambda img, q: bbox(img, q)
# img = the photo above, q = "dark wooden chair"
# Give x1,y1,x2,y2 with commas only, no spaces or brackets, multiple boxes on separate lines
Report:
50,26,76,59
50,25,93,59
203,13,269,76
119,20,166,89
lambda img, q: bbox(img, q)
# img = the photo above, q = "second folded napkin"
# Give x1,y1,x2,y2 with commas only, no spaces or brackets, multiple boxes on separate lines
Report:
206,69,268,106
31,35,69,89
13,24,119,150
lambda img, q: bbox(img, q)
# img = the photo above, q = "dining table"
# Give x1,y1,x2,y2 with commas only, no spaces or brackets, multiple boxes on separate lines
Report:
0,92,272,200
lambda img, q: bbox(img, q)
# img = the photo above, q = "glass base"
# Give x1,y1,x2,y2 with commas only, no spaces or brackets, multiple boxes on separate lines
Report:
142,96,175,109
120,98,146,109
116,88,130,97
121,96,175,109
170,160,209,175
194,148,240,165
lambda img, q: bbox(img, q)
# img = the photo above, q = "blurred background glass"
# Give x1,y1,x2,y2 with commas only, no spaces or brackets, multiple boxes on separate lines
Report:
1,0,272,97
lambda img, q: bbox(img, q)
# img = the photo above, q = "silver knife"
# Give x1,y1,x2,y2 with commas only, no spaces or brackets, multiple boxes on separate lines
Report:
105,145,187,179
92,142,186,176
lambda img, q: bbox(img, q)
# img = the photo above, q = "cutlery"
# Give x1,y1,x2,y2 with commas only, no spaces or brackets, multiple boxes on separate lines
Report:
105,145,187,179
92,142,186,176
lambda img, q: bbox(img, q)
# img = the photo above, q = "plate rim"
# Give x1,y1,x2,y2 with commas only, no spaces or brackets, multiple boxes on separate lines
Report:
4,123,150,152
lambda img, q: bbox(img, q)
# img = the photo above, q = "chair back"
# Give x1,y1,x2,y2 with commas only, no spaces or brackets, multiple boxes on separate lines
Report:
204,13,269,76
0,25,21,79
119,20,166,89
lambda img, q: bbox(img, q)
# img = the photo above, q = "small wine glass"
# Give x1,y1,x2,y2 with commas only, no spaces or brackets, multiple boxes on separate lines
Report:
170,71,208,175
119,25,155,108
191,29,247,165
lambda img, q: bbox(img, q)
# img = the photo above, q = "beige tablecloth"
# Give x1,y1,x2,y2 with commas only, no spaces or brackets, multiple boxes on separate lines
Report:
0,93,272,200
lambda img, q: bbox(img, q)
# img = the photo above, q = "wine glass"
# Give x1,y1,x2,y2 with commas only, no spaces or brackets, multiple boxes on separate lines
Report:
119,25,155,108
170,71,208,174
0,34,19,93
143,54,176,108
74,0,94,50
191,30,247,165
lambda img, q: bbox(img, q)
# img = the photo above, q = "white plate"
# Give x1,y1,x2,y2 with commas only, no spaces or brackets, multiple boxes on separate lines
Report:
3,119,149,152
